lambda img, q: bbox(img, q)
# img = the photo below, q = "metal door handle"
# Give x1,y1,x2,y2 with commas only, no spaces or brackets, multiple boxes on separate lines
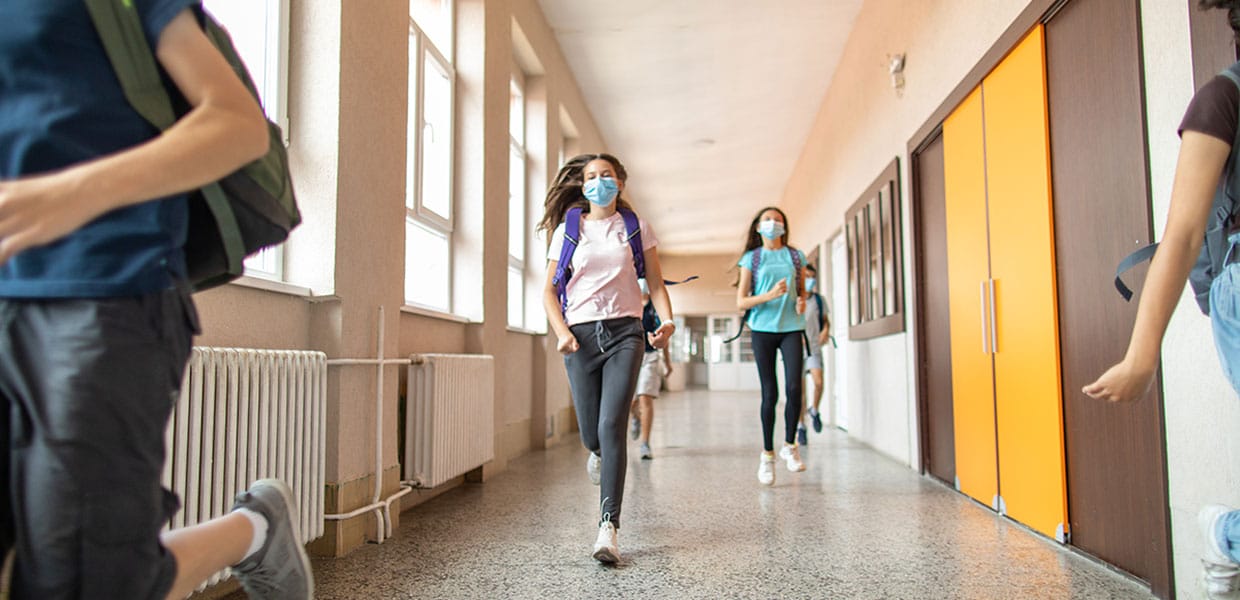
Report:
980,281,989,354
988,279,998,354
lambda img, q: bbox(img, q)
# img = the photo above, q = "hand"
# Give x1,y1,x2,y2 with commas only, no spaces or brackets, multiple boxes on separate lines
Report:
1082,360,1154,403
766,279,788,301
818,330,830,347
0,174,102,265
648,322,675,349
662,362,673,377
796,296,806,315
557,332,580,355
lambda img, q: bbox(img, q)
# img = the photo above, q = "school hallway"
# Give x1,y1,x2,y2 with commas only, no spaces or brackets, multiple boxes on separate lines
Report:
256,389,1151,600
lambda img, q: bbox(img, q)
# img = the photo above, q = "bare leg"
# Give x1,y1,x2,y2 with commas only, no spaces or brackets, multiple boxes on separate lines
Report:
810,368,824,412
638,395,655,443
161,513,253,600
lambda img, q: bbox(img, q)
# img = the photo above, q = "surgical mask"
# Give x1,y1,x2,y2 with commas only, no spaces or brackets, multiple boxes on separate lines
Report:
583,177,619,206
757,219,785,240
805,277,817,292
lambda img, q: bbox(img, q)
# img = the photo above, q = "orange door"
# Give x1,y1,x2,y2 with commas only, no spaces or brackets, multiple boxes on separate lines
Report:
941,86,998,509
981,25,1068,541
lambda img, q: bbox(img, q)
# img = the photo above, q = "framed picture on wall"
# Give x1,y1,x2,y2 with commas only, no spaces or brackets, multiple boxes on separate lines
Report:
845,157,904,340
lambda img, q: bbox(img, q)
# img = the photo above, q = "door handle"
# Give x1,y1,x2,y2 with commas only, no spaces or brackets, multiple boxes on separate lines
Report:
980,281,989,355
988,279,998,354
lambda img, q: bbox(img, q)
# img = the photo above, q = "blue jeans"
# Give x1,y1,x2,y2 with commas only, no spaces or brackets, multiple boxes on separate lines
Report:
1210,233,1240,397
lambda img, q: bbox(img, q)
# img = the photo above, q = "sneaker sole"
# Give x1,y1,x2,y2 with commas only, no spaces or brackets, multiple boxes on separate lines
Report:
252,479,315,600
592,546,620,563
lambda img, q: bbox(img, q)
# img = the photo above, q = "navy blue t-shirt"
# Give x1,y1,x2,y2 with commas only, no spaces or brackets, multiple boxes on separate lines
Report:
641,300,660,353
0,0,197,298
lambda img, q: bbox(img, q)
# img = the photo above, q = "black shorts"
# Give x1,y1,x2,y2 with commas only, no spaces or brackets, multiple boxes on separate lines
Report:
0,287,198,599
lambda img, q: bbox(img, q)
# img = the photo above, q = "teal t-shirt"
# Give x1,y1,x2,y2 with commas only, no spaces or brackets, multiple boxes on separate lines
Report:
738,247,806,333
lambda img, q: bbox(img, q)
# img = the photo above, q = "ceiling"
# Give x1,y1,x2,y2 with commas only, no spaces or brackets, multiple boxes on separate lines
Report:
537,0,865,255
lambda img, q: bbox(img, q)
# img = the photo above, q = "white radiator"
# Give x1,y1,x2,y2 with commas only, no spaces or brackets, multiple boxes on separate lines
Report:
404,354,495,488
163,347,327,587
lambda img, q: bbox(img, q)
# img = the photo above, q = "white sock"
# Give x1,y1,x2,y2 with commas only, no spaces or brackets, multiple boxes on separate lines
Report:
234,508,269,561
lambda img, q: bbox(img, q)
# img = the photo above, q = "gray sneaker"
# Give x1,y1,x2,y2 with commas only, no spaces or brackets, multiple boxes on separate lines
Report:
639,441,652,460
231,479,314,600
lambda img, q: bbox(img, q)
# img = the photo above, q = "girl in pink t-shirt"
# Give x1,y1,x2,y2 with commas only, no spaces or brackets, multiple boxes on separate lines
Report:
538,153,674,564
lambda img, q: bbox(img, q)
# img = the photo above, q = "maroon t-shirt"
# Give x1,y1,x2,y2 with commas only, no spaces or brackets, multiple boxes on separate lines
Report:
1180,74,1240,143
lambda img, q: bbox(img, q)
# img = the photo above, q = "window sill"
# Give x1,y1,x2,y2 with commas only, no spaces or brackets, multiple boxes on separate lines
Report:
400,304,473,324
229,274,314,298
506,325,546,336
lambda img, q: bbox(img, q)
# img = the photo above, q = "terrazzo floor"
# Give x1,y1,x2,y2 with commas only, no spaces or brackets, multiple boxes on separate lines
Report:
253,389,1157,599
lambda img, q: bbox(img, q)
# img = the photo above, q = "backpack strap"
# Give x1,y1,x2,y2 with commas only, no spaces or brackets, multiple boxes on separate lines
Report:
619,208,645,279
724,248,765,343
551,207,584,315
814,293,825,330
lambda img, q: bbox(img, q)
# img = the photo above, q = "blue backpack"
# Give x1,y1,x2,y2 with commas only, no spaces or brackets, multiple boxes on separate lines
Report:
1115,63,1240,315
550,206,695,315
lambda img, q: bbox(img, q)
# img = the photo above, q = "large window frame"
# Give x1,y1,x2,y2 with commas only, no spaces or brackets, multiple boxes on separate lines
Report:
507,71,527,328
203,0,291,282
405,4,457,312
845,157,905,340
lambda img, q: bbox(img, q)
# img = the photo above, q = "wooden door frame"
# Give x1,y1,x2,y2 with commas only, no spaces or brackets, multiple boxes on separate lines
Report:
912,127,943,478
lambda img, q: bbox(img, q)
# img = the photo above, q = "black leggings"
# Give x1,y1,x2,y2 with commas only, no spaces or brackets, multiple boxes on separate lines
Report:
751,330,804,452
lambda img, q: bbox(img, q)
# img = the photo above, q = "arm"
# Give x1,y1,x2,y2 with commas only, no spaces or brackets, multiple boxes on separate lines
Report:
0,10,269,263
736,266,786,310
661,347,672,376
1083,130,1229,402
543,260,579,354
643,246,677,349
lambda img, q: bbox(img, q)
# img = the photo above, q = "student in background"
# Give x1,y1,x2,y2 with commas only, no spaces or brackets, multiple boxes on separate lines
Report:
797,263,831,445
630,279,672,460
734,207,807,486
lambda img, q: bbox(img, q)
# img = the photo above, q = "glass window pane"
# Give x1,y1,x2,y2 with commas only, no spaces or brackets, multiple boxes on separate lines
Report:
509,79,524,144
410,0,452,62
509,147,525,261
243,245,281,279
869,199,882,319
507,266,523,327
406,31,420,211
203,0,279,121
882,183,897,317
420,53,452,222
405,219,449,310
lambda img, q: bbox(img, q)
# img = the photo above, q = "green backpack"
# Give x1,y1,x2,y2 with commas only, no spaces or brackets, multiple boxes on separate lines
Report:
84,0,300,291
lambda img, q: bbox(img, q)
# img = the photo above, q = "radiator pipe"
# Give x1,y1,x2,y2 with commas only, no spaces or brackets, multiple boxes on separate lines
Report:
321,306,414,545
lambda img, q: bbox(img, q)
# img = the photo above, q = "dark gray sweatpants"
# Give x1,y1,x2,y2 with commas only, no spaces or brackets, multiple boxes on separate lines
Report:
564,317,644,529
0,287,197,599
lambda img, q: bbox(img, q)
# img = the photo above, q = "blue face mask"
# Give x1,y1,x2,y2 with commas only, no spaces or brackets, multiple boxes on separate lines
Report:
583,177,619,206
757,219,785,240
805,277,817,292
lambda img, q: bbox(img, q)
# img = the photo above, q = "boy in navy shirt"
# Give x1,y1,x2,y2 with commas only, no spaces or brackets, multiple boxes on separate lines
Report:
0,2,310,598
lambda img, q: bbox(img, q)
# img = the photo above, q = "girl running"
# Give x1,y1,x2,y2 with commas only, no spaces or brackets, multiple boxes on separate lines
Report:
540,153,675,563
735,207,807,486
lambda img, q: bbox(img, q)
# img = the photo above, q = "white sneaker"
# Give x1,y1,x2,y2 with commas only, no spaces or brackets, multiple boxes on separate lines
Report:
586,452,601,486
757,452,776,486
1200,504,1240,598
779,444,806,472
592,521,620,563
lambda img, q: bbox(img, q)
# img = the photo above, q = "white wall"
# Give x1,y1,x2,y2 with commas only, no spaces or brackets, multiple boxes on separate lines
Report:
1141,2,1240,596
779,0,1030,468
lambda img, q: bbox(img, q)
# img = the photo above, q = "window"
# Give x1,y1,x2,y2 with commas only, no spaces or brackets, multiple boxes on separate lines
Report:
203,0,291,281
405,2,456,311
844,157,904,340
508,75,526,327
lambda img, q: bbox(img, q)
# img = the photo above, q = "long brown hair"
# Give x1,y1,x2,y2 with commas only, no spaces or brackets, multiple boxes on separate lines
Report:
538,153,635,240
732,206,792,287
